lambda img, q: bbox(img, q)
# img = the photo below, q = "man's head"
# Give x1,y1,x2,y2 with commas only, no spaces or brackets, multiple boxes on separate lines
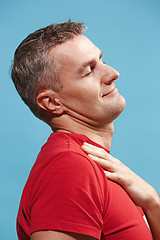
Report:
11,21,126,129
41,34,126,128
11,21,85,120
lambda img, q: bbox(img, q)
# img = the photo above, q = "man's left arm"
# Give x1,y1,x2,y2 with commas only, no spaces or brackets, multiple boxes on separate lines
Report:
140,186,160,240
81,142,160,240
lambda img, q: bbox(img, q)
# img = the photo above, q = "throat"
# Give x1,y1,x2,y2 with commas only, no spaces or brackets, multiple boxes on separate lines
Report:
52,115,114,150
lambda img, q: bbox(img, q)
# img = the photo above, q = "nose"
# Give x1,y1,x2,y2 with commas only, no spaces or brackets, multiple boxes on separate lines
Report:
101,65,120,85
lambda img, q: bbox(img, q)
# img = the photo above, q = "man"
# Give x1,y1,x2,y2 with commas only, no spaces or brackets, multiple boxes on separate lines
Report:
11,21,160,240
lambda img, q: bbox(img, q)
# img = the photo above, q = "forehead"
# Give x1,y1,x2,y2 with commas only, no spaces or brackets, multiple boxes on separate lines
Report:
52,35,100,69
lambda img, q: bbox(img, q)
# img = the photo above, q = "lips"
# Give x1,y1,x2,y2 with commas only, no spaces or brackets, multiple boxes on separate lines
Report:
102,87,116,97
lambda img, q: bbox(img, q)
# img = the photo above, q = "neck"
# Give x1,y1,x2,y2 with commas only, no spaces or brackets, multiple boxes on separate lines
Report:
50,115,114,150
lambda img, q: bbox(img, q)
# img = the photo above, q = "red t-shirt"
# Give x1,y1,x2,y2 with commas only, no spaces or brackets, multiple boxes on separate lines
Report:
17,132,153,240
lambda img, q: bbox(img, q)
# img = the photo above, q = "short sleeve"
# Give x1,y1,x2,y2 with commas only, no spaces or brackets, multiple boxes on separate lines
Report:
29,151,105,239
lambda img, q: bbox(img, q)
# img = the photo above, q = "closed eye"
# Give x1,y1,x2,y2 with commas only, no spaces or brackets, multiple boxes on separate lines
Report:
84,64,95,77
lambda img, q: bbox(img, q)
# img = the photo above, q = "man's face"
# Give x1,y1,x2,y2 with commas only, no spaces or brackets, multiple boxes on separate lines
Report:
53,34,126,126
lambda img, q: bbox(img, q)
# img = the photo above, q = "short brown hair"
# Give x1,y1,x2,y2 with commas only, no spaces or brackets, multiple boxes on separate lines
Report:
11,21,85,121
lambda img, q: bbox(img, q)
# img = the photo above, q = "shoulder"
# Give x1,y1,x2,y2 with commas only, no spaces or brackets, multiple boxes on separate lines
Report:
30,145,107,200
34,132,105,174
38,132,87,159
37,150,104,186
29,132,85,177
28,133,108,203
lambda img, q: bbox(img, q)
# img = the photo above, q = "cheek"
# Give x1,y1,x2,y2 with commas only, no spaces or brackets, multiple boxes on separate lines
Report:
63,83,99,102
60,88,101,116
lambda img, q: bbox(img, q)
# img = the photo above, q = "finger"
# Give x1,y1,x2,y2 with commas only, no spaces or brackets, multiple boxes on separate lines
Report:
81,142,109,159
88,154,114,171
104,171,121,183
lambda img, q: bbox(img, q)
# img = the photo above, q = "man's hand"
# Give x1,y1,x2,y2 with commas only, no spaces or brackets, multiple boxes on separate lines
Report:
81,142,160,240
82,142,157,208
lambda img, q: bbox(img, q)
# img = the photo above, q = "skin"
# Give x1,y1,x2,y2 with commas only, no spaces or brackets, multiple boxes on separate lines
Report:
31,231,96,240
32,34,160,239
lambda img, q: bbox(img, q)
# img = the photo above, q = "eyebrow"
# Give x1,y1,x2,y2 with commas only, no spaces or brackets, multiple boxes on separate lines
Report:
78,50,103,73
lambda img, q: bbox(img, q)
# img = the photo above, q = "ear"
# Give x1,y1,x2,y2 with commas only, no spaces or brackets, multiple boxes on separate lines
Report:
36,89,64,115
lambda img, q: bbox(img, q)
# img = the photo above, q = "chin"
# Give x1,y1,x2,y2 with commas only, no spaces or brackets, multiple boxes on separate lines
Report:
114,96,126,119
107,96,126,122
119,95,126,110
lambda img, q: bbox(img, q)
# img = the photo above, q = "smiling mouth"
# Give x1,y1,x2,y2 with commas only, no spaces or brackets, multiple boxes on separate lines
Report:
102,87,117,97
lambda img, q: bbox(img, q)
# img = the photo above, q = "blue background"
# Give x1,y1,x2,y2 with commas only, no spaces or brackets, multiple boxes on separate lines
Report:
1,0,160,239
